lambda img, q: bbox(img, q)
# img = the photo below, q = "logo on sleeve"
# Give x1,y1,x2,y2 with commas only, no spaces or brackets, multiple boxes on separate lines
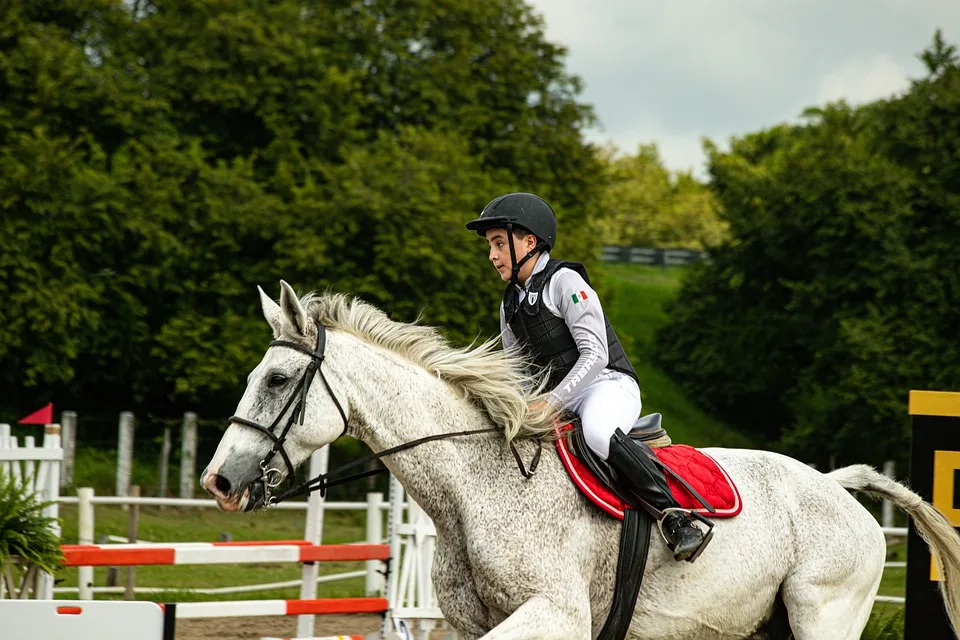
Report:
571,290,589,305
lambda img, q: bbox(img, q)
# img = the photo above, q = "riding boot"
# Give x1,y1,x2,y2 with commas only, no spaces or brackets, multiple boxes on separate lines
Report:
605,429,712,562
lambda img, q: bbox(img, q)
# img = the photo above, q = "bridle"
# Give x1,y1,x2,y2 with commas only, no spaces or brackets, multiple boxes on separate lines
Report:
229,319,542,509
229,321,347,506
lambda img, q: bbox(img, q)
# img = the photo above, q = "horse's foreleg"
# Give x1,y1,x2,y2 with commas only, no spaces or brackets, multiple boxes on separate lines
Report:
477,595,590,640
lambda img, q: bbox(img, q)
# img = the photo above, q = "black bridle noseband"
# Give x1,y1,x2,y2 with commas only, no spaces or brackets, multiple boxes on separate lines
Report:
229,320,542,509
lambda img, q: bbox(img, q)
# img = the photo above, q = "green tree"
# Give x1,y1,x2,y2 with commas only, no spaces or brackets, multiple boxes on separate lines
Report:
269,126,513,343
593,143,727,250
0,0,604,436
652,31,960,468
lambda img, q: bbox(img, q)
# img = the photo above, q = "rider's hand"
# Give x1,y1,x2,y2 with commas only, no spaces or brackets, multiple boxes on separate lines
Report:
528,399,552,414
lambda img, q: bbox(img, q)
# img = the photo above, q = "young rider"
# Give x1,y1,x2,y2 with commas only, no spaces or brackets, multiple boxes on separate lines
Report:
466,192,711,562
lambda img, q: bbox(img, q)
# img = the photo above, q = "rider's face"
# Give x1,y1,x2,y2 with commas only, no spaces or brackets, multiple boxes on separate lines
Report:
485,228,537,282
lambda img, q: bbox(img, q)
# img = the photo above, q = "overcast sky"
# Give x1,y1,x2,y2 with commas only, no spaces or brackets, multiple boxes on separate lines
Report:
524,0,960,178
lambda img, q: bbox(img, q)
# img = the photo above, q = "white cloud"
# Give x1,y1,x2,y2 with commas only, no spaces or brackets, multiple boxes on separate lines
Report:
815,55,911,106
586,120,712,179
524,0,960,176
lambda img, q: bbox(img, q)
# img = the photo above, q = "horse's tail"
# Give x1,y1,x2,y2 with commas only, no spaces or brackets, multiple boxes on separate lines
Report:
829,464,960,633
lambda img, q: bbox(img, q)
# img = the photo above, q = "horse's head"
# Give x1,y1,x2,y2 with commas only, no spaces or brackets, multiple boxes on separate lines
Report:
201,281,349,511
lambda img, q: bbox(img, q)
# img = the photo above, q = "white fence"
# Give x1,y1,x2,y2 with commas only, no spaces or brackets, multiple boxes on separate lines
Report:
601,245,708,266
0,424,446,639
0,423,63,599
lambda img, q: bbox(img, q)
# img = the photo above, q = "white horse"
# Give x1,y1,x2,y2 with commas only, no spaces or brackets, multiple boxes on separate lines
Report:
202,281,960,640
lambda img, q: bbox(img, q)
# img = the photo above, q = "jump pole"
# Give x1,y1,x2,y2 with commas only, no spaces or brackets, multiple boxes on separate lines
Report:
298,445,330,637
60,541,391,566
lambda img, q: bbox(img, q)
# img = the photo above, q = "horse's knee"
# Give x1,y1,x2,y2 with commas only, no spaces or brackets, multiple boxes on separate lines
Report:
478,595,591,639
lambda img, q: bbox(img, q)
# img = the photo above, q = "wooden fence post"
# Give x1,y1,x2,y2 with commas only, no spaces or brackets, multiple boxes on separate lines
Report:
125,485,140,600
179,412,198,499
157,427,172,498
882,460,895,528
61,411,77,488
366,492,384,596
116,412,134,501
77,488,95,600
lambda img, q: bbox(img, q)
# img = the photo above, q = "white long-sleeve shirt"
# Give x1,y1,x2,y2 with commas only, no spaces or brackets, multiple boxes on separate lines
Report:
499,252,632,408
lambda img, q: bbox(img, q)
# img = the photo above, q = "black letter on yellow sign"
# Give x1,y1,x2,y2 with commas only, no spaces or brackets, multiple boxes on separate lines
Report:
931,451,960,580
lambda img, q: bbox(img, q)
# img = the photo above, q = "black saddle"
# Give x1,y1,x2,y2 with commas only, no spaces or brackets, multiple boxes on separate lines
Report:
628,412,668,441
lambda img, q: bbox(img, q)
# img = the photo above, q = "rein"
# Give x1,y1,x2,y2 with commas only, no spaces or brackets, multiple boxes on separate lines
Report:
230,320,541,508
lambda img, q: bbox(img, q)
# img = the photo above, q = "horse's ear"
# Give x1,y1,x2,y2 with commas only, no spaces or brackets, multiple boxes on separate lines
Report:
279,279,309,337
259,285,284,337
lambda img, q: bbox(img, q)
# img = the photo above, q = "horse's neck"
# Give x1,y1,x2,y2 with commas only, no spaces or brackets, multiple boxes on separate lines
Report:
340,339,502,523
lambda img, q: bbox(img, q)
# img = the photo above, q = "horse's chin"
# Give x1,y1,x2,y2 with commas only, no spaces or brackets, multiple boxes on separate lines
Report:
213,486,266,512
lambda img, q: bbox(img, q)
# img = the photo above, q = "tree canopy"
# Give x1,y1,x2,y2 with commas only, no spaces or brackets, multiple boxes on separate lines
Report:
592,143,728,250
0,0,604,428
653,31,960,468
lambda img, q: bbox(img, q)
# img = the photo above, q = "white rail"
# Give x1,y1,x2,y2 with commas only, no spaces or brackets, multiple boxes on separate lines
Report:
0,423,62,599
53,570,367,596
61,486,395,604
58,495,397,511
874,595,906,604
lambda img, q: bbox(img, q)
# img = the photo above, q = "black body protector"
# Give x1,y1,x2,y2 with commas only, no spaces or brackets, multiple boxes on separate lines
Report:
502,258,639,393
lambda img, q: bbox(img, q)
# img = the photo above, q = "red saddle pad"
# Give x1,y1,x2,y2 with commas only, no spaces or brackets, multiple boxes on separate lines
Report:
554,427,742,521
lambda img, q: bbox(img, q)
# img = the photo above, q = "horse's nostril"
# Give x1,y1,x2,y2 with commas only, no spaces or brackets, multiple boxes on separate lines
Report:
213,474,232,496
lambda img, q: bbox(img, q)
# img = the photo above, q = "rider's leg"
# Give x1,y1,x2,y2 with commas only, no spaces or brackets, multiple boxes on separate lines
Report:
568,376,640,459
576,377,711,562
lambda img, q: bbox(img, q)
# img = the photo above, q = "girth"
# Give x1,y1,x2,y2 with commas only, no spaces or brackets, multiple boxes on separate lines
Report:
600,508,652,640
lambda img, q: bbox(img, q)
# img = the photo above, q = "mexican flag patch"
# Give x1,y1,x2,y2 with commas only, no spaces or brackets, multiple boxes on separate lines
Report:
571,290,589,304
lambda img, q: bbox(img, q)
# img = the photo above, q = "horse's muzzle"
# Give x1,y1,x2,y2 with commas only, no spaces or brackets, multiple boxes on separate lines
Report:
201,462,268,512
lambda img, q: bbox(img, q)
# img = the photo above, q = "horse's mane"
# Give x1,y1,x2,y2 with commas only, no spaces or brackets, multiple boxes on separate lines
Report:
300,291,558,442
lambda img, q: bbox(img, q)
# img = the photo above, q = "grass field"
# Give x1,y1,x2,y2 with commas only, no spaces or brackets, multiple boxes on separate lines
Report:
600,263,755,449
48,263,907,635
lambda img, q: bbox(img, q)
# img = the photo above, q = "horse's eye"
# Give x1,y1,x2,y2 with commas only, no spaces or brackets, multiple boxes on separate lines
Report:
267,374,288,388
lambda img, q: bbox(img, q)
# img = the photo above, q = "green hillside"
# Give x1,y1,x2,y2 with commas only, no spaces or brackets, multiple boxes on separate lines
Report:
600,263,755,450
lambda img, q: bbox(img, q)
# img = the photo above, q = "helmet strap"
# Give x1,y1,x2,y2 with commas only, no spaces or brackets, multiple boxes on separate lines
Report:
507,223,521,284
506,223,547,286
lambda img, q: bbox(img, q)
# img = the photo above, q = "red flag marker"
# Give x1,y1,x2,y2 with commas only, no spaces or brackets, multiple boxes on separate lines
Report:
19,403,53,425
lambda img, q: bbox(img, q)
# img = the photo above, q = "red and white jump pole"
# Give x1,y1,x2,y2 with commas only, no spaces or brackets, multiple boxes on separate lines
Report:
60,541,391,566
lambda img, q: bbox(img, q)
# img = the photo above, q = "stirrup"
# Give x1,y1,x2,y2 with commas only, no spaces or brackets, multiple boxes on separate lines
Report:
657,507,715,563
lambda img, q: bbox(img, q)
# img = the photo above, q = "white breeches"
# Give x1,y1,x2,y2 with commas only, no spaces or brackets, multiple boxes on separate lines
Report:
565,375,642,460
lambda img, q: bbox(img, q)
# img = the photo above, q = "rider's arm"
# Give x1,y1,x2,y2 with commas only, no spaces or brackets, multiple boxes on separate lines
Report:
545,269,609,408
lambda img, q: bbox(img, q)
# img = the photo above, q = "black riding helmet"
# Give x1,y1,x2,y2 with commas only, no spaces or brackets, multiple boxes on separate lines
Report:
466,193,557,284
